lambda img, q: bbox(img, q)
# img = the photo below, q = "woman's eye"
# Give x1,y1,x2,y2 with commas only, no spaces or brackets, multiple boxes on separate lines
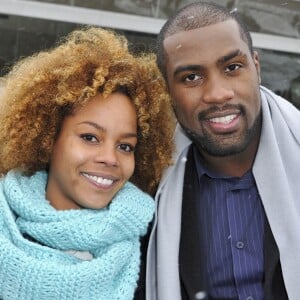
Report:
118,143,135,153
80,134,98,143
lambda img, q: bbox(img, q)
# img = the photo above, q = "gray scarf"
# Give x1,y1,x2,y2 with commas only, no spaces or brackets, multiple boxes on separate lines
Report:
146,86,300,300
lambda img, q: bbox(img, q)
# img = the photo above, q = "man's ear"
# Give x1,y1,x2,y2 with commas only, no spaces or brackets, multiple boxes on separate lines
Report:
253,50,261,84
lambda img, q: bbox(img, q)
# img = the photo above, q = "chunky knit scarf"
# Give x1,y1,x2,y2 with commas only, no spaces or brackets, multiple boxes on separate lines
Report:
0,171,154,300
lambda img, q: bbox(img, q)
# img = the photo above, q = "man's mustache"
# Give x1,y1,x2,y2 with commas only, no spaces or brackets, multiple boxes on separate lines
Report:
198,104,245,121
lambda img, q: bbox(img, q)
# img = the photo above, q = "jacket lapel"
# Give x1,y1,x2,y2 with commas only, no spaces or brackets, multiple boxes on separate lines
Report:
264,218,288,300
179,145,207,299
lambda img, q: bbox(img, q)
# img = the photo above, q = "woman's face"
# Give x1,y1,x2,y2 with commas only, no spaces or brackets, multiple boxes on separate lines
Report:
46,92,137,210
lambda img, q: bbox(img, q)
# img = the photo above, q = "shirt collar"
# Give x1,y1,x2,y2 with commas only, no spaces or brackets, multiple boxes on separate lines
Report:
192,143,255,190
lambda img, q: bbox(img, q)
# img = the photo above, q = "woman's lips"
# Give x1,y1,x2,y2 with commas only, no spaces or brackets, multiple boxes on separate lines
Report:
81,172,117,189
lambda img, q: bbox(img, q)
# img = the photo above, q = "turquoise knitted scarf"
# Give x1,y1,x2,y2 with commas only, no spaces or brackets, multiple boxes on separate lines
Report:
0,170,154,300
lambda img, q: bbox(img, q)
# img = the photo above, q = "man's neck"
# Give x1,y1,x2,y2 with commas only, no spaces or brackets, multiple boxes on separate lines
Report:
197,138,259,178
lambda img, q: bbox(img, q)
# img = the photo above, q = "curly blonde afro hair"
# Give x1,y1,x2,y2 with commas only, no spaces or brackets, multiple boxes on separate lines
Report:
0,27,175,195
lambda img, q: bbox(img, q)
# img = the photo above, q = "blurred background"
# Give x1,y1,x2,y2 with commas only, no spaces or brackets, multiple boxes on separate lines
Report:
0,0,299,107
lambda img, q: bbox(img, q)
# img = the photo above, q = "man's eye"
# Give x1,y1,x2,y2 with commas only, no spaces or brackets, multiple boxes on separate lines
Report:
184,74,201,82
118,143,135,153
225,64,241,73
81,134,98,143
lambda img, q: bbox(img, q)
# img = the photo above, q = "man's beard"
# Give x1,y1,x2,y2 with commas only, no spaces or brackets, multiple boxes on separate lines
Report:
181,108,262,157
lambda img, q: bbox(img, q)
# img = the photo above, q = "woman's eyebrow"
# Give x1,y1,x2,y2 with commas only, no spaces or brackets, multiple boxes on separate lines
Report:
77,121,104,131
77,121,138,138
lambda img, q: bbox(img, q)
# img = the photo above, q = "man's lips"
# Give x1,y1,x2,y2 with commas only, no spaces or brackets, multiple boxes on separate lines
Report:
208,114,237,125
203,112,241,133
198,104,243,121
198,105,243,134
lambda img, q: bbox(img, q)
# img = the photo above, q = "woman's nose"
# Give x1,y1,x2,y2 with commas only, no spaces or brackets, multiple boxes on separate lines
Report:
95,144,119,167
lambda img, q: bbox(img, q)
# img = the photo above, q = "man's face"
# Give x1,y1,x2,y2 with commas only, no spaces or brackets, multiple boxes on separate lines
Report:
164,20,262,157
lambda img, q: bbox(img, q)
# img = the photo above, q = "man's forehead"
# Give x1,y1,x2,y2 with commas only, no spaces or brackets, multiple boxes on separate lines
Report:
163,30,189,50
164,20,237,40
163,20,242,53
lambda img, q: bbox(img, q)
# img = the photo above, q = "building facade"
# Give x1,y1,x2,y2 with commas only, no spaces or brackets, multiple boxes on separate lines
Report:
0,0,300,107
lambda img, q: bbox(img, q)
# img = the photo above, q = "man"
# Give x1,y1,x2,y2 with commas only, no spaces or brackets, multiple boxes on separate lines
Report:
145,2,300,300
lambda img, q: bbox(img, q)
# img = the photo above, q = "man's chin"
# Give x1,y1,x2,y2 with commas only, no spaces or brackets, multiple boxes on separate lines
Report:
198,142,249,157
181,126,248,157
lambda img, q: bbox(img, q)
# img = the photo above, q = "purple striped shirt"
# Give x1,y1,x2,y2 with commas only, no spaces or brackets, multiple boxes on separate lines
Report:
193,147,265,300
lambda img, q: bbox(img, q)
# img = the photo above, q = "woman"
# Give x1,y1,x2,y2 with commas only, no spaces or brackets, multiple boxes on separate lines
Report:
0,27,174,299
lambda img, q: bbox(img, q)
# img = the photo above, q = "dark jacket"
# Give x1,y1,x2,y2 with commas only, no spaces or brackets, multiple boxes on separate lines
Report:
179,146,288,300
134,146,288,300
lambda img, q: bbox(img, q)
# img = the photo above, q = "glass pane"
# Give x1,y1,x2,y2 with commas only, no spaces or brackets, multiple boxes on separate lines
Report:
24,0,300,37
259,49,300,108
0,14,157,75
157,0,300,37
28,0,161,17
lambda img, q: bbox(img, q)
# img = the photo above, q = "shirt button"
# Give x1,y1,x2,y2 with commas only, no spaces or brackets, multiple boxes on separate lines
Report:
236,241,244,249
194,291,207,299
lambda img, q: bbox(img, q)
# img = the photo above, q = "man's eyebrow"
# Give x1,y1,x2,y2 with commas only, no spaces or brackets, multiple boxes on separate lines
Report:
172,50,246,77
173,65,204,77
217,49,245,65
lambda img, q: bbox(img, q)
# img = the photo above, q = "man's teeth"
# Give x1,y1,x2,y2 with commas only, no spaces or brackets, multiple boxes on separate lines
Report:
83,173,114,185
209,114,236,124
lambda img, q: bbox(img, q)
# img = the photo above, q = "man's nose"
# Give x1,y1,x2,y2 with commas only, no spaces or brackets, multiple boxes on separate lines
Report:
202,76,234,105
